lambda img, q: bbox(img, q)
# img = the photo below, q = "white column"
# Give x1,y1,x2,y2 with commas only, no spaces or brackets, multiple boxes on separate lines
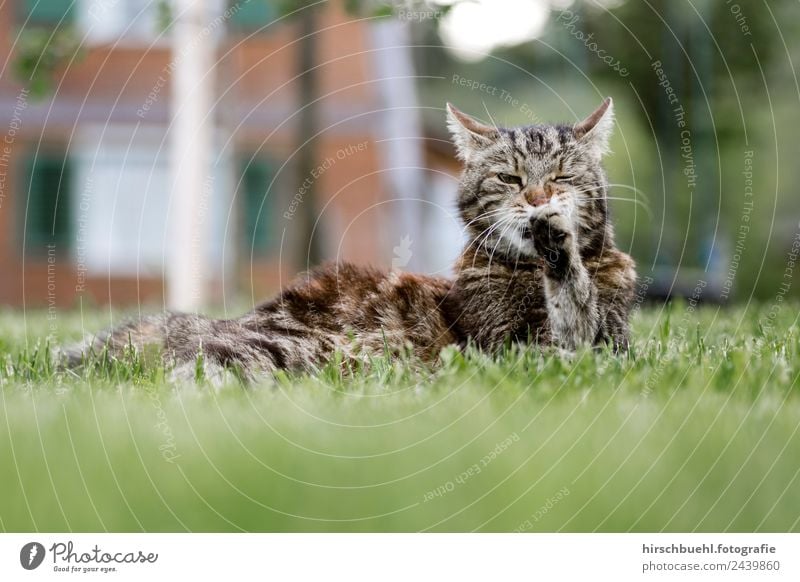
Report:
368,20,427,272
167,0,216,311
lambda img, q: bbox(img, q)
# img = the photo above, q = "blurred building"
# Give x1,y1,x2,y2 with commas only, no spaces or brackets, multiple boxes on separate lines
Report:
0,0,463,308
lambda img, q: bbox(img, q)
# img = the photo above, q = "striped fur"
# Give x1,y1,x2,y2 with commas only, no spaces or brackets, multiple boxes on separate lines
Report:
447,98,636,351
66,264,459,381
66,99,636,381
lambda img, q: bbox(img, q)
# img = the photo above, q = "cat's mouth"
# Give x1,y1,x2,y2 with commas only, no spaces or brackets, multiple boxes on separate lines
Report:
497,220,540,261
520,221,535,241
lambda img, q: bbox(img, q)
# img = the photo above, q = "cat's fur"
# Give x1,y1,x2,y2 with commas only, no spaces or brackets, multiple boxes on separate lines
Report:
66,98,636,381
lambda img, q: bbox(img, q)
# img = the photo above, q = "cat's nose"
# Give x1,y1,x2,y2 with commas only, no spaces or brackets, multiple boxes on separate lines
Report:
525,186,548,207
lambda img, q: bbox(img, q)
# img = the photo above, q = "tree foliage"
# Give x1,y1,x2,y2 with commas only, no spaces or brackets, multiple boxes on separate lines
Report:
13,26,83,99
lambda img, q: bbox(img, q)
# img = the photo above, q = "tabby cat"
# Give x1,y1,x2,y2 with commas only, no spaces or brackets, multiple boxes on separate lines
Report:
66,98,636,381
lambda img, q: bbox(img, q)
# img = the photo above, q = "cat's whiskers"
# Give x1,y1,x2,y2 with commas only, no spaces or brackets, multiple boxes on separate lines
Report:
467,221,504,271
569,186,603,197
491,211,535,273
479,218,513,279
606,183,652,203
486,216,519,271
461,214,508,249
479,215,514,257
461,208,507,231
570,183,651,204
467,214,515,271
603,197,653,217
465,215,508,259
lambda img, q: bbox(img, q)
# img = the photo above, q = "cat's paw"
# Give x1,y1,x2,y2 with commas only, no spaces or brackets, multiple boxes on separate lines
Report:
532,211,572,249
531,212,576,278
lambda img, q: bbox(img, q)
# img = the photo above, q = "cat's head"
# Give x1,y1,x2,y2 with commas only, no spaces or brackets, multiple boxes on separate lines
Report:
447,98,614,262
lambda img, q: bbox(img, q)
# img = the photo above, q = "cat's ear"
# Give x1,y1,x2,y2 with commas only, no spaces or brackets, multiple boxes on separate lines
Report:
574,97,614,156
446,103,498,162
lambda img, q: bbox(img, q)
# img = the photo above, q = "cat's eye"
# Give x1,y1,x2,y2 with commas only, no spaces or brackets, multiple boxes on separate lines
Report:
497,173,522,186
554,175,575,184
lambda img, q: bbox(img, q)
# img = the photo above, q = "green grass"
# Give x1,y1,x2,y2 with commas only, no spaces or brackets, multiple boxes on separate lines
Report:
1,302,799,532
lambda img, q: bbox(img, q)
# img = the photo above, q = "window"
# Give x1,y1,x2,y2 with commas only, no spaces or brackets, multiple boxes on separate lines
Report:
20,0,74,26
23,152,72,252
81,0,163,45
239,156,277,257
229,0,276,33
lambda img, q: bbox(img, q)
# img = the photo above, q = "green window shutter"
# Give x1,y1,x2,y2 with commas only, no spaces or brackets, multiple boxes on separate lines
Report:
229,0,275,32
23,153,72,251
21,0,74,25
240,157,275,256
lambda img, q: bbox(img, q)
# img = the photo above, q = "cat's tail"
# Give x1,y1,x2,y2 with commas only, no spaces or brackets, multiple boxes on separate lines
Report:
60,313,174,367
59,312,284,382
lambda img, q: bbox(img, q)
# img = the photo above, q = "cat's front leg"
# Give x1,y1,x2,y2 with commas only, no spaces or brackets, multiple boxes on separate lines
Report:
532,212,599,350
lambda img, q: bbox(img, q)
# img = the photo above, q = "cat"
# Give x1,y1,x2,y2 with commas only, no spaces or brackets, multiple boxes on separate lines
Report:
445,98,636,353
64,97,636,381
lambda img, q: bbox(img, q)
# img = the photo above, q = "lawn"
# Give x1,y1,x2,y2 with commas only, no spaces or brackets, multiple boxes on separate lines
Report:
1,302,799,532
